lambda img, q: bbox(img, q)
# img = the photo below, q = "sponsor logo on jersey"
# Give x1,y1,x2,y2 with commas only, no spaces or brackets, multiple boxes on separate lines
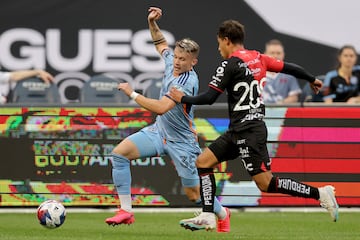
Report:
210,60,228,87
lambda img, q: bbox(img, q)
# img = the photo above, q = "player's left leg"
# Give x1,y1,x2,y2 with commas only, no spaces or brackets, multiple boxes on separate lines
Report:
196,149,230,233
105,138,140,226
173,143,232,232
167,142,218,231
253,172,339,222
106,126,164,226
247,123,339,222
180,182,229,232
166,141,202,201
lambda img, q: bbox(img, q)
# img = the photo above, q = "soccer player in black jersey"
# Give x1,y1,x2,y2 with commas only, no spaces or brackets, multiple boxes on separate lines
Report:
170,20,339,231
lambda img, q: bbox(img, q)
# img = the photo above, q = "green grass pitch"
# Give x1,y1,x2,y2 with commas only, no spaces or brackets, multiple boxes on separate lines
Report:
0,211,359,240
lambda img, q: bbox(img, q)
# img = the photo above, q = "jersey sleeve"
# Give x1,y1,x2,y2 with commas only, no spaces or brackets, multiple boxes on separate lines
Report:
261,54,284,72
162,48,173,68
208,59,234,93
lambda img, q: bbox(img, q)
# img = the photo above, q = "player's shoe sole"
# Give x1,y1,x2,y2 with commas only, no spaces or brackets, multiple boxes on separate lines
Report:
180,221,215,231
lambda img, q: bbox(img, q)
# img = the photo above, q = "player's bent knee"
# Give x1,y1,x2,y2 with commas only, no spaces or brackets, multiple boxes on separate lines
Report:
255,181,270,192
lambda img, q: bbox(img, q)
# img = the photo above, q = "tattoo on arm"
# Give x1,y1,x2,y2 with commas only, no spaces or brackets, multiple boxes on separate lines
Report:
149,21,165,43
153,38,166,45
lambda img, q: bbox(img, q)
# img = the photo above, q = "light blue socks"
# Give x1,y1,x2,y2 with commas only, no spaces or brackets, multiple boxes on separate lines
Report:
111,153,131,195
195,197,224,217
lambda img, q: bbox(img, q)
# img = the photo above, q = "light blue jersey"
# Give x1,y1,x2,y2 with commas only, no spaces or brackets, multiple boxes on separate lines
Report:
155,49,199,143
126,48,201,183
324,65,360,87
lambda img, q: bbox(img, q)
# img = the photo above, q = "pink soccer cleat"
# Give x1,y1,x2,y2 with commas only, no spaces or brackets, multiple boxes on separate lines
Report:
217,207,231,233
105,208,135,226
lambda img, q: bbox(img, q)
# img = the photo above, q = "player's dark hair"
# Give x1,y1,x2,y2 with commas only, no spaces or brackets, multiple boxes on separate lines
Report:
217,20,245,44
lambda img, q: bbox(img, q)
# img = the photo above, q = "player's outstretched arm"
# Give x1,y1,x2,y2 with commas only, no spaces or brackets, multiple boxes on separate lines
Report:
118,82,175,115
282,62,322,94
148,7,168,55
170,87,220,105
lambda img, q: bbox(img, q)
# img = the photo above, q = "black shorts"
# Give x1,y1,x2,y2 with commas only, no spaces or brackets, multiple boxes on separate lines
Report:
208,121,271,176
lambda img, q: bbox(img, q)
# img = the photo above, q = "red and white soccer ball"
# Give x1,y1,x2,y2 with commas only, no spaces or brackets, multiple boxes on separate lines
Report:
37,200,66,229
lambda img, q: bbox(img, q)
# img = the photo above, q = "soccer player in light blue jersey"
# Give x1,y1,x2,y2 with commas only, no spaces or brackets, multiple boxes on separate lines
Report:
105,7,229,231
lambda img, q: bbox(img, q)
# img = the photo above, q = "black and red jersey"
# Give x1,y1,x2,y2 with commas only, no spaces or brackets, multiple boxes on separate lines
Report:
180,48,315,131
208,49,284,131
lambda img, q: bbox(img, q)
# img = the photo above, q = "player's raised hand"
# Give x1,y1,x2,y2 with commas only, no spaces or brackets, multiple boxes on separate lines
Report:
169,87,185,103
310,79,323,94
148,7,162,21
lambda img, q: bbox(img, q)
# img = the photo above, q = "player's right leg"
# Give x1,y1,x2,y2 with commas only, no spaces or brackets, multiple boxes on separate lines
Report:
177,147,223,231
105,138,139,226
106,126,163,226
246,123,339,222
264,175,339,222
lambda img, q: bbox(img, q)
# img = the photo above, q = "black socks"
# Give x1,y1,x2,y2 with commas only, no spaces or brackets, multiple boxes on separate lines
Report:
198,168,216,212
268,176,320,199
